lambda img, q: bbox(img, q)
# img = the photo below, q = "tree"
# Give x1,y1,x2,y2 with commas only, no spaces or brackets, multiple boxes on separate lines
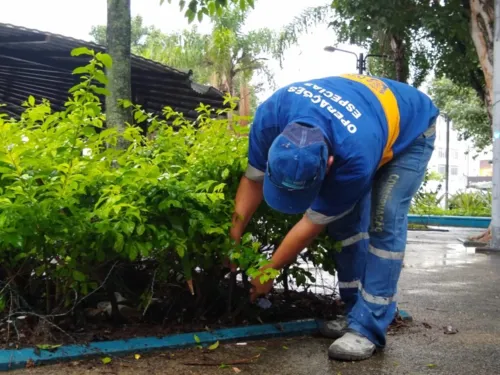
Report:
140,27,212,83
278,1,431,85
424,0,490,120
91,5,286,117
429,77,490,151
205,7,278,97
106,0,132,146
90,15,153,54
161,0,256,22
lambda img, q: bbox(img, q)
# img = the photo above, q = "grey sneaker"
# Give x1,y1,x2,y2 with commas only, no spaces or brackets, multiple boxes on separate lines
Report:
328,331,376,361
318,316,348,339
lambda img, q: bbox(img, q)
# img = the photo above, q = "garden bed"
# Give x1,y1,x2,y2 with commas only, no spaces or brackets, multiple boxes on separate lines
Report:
0,272,341,350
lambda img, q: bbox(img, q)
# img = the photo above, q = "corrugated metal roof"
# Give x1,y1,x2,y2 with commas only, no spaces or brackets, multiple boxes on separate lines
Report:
0,23,227,120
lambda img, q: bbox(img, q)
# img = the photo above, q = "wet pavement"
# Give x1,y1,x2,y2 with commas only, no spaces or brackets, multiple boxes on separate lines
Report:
15,228,500,374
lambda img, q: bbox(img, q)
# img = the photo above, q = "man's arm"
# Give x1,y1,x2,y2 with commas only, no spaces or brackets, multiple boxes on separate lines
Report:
265,215,326,270
230,176,264,242
249,215,325,301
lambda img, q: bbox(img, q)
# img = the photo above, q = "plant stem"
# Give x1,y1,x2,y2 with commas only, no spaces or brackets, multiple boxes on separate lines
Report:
283,266,289,298
42,244,51,314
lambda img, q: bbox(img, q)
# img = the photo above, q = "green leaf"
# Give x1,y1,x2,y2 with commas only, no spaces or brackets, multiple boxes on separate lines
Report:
208,1,216,14
121,99,133,109
129,245,138,261
114,233,125,252
36,344,61,351
221,168,230,179
71,47,94,57
92,87,110,96
208,341,219,350
136,224,145,236
134,110,144,121
122,221,135,235
186,9,196,23
93,71,108,85
194,334,201,343
28,95,35,106
82,126,97,137
72,66,89,75
72,270,86,282
96,53,113,68
101,357,112,365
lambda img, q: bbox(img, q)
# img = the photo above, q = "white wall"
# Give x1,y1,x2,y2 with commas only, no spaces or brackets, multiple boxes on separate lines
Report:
426,116,492,196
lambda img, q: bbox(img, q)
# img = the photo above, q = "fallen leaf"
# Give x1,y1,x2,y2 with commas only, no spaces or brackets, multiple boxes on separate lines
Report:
36,344,62,352
233,367,242,373
134,354,141,360
282,346,288,350
208,341,219,350
25,359,35,368
194,334,201,344
101,357,112,365
219,364,229,369
422,322,432,329
427,363,437,368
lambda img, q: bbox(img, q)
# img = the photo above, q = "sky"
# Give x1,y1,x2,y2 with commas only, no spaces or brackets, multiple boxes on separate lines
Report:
0,0,367,101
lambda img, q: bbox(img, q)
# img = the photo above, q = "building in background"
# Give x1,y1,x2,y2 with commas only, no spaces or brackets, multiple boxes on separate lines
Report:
425,115,492,197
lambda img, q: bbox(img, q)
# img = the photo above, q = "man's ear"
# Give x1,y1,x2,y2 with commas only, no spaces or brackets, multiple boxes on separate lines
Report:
326,156,334,174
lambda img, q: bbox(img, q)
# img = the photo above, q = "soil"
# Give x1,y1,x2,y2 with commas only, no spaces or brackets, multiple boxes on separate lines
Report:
0,284,342,350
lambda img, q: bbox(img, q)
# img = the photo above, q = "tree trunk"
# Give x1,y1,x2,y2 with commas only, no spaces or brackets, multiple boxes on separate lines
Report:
390,35,409,83
239,81,250,126
106,0,132,147
468,0,494,243
470,0,494,120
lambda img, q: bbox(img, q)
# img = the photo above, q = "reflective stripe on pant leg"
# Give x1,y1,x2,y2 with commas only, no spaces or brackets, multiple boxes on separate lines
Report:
328,193,371,313
337,233,369,304
348,131,435,347
333,237,369,312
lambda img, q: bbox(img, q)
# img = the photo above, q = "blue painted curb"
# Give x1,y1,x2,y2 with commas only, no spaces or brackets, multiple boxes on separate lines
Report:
398,309,413,322
408,214,491,228
0,319,319,371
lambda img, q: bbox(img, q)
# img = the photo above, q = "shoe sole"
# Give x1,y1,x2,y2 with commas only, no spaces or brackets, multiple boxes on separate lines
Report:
328,349,375,361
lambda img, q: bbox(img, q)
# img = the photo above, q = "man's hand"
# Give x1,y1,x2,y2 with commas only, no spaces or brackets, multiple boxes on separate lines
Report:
249,275,273,302
225,176,264,272
248,215,326,302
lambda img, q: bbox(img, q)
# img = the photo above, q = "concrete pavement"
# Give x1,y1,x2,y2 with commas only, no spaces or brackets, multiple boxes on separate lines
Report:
16,228,500,374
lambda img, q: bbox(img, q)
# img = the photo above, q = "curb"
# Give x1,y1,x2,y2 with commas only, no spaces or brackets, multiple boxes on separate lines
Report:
0,319,319,371
475,247,500,254
407,215,490,228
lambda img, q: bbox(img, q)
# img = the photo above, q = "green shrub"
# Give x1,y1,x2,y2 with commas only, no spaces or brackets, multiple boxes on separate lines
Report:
0,50,334,320
448,190,491,216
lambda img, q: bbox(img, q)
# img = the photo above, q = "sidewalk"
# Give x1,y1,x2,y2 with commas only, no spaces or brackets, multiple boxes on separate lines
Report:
16,228,500,375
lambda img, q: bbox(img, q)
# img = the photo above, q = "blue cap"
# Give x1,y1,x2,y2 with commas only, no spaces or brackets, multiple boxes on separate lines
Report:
263,123,329,214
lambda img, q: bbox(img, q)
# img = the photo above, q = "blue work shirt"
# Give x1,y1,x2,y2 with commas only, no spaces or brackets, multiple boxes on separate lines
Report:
245,74,439,224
